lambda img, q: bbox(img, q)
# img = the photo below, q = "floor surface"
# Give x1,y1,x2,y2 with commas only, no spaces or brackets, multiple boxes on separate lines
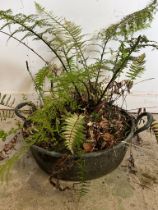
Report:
0,116,158,210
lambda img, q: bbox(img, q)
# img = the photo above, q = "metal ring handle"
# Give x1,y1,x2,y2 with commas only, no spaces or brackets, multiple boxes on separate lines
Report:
134,112,153,135
15,102,37,122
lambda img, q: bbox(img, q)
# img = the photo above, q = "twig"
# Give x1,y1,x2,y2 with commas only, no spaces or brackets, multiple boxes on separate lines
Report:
122,141,158,156
95,37,110,87
134,78,155,85
25,61,43,107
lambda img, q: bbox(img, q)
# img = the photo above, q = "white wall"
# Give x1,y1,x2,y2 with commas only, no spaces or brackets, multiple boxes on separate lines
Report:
0,0,158,111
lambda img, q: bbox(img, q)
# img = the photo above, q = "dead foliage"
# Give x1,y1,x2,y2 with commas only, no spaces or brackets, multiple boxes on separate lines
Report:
84,102,131,152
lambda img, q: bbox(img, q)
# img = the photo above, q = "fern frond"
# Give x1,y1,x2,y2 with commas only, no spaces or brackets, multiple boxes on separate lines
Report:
57,69,92,87
35,2,87,67
35,66,51,91
0,93,15,108
0,144,30,182
0,9,67,70
78,180,89,197
76,156,89,197
126,53,146,80
0,110,15,121
151,119,158,143
63,114,85,154
100,0,157,40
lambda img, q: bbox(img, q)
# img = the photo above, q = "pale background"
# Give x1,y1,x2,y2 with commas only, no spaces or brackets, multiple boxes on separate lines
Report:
0,0,158,111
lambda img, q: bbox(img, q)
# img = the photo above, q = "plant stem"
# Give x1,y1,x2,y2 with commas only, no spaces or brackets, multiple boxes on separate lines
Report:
0,31,48,65
25,61,43,107
2,13,67,71
79,80,91,102
96,35,142,106
62,49,83,100
1,14,84,104
95,37,110,87
41,9,90,77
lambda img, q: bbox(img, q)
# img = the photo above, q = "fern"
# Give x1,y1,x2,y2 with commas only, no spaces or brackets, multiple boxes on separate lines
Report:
151,119,158,143
35,66,52,92
0,109,15,121
56,68,94,88
99,0,157,40
76,155,90,197
0,1,158,191
0,3,88,73
0,144,30,182
126,53,146,80
35,2,87,67
28,102,59,142
95,0,158,93
0,93,15,108
0,2,158,104
0,9,67,71
63,114,85,154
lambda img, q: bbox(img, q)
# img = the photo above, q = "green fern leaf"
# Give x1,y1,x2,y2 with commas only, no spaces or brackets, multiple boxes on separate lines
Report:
100,0,157,40
63,114,85,154
35,2,45,13
34,2,86,66
76,156,90,196
0,144,30,182
34,66,51,91
0,9,66,70
126,53,145,80
151,119,158,143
